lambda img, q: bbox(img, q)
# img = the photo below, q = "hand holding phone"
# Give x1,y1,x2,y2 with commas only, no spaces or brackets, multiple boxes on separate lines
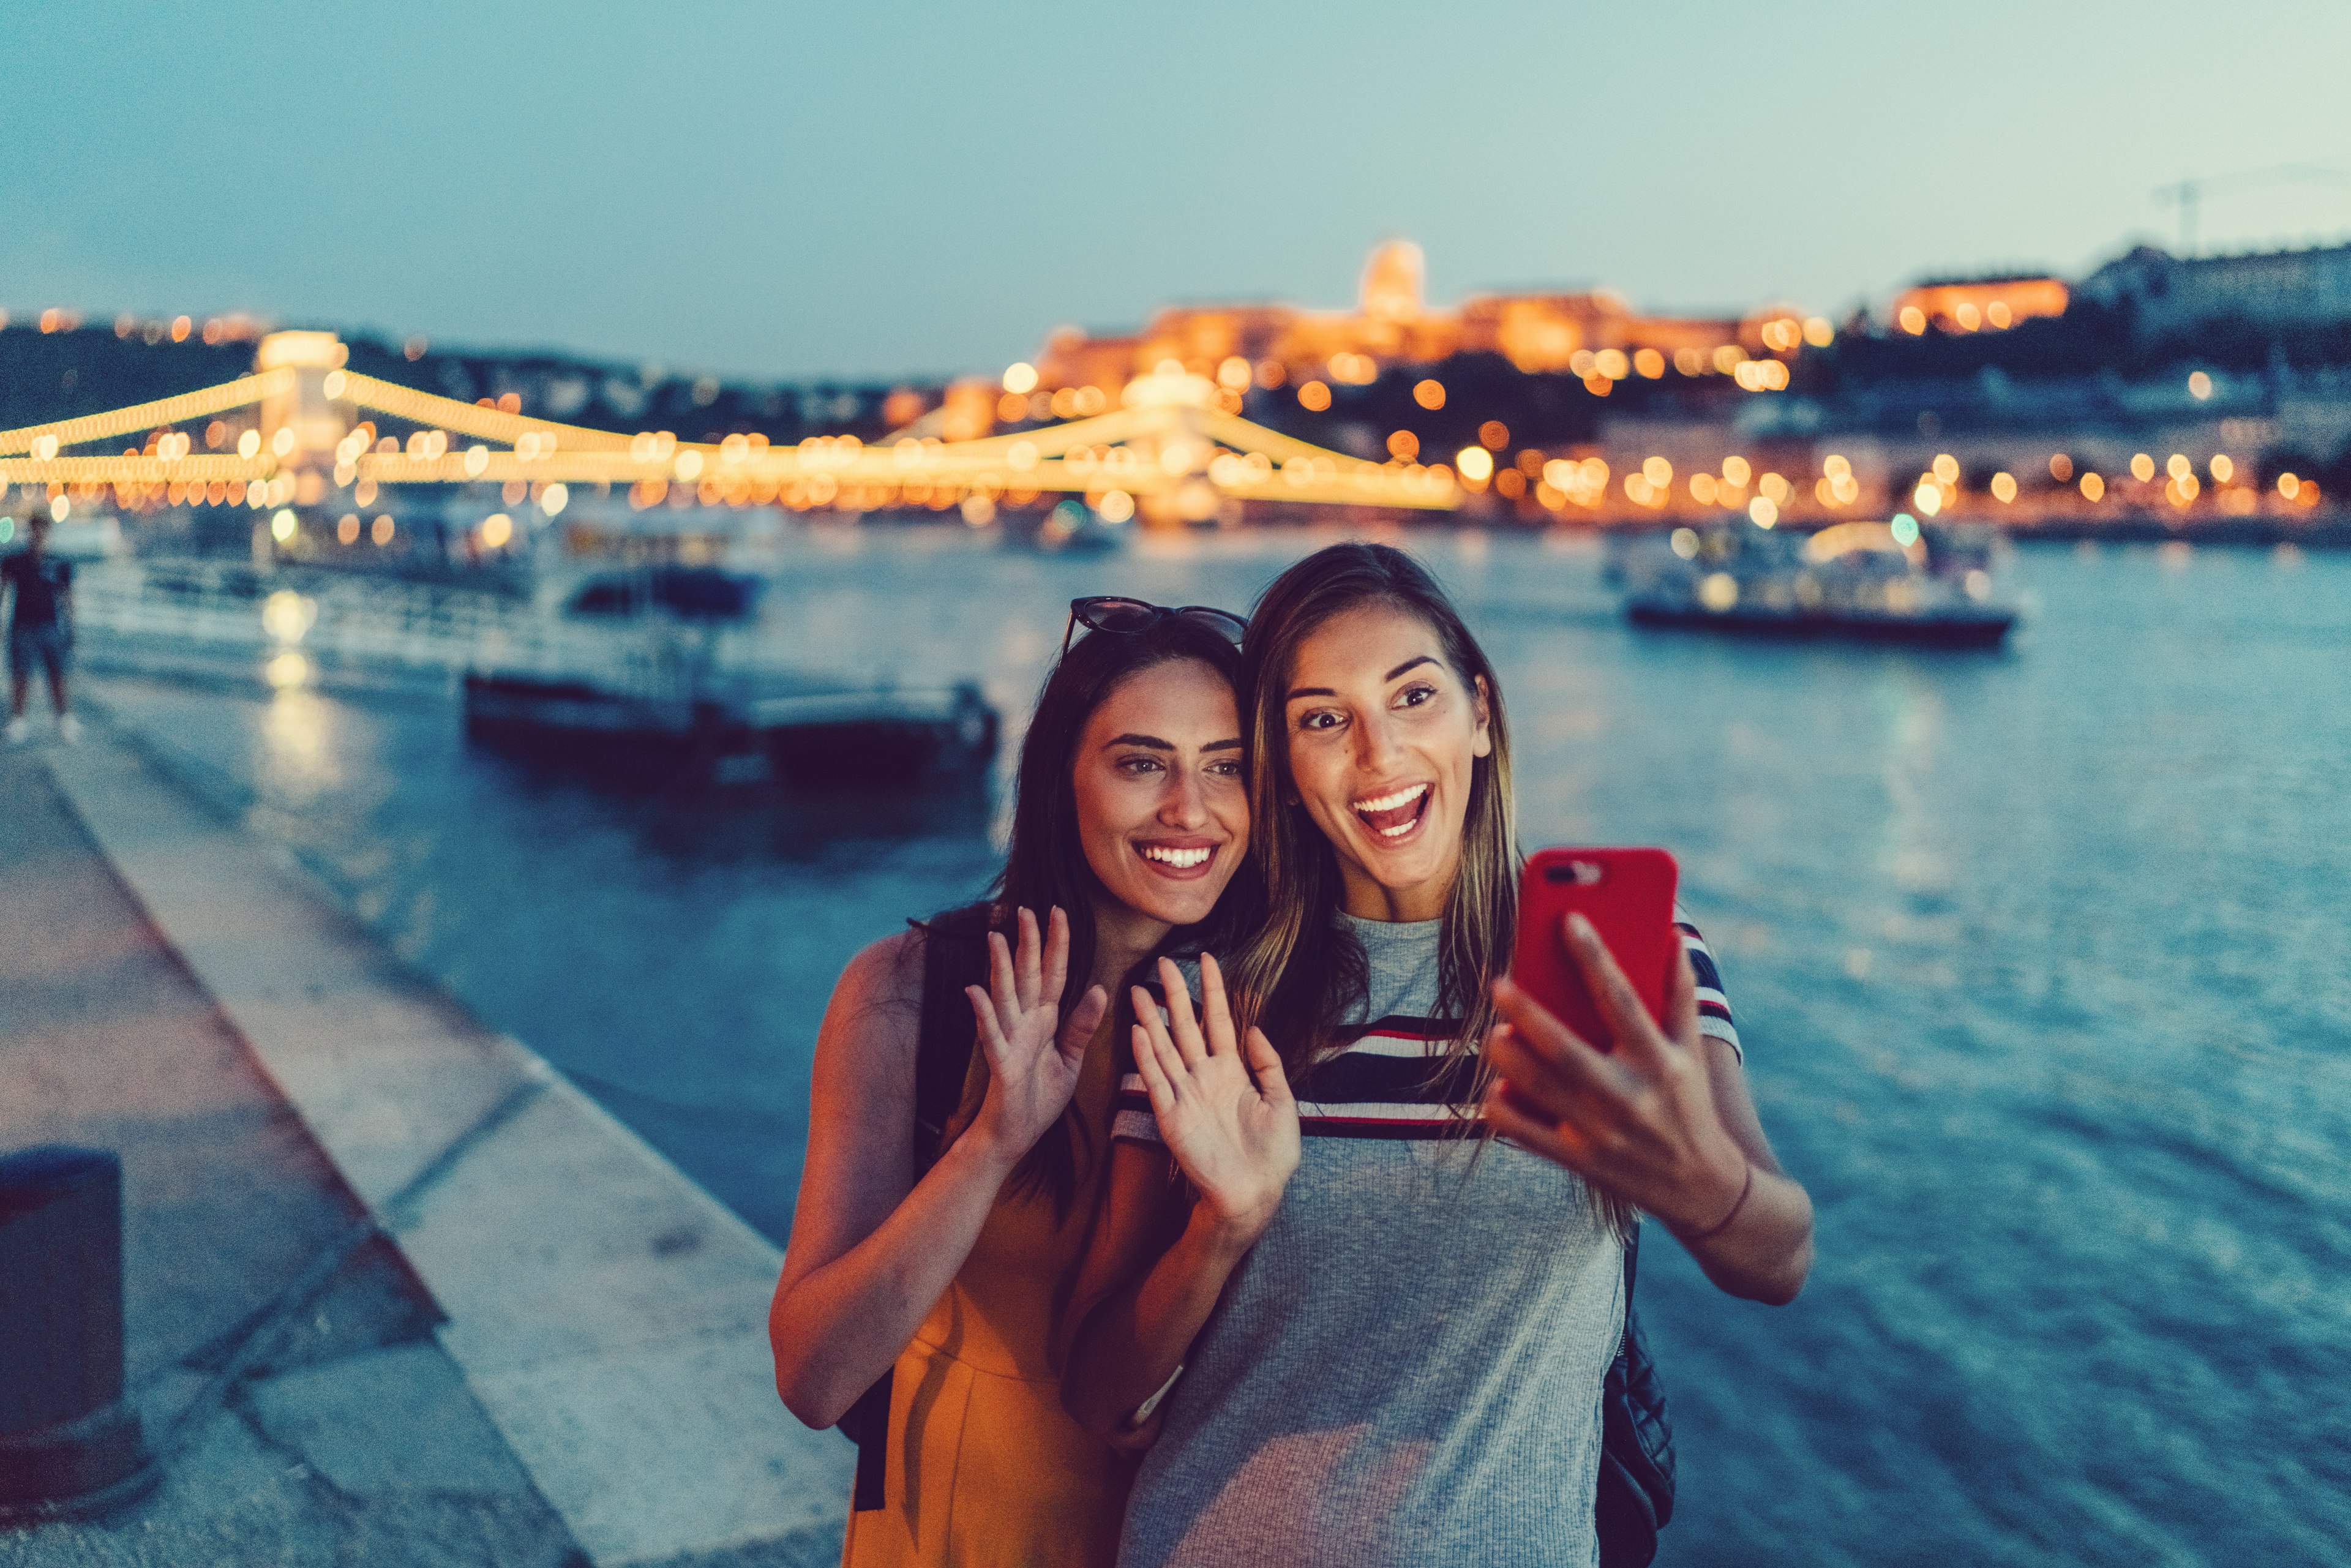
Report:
1508,847,1679,1050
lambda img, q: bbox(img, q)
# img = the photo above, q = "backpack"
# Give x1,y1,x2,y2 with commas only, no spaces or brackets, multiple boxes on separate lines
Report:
1597,1223,1678,1566
834,904,997,1512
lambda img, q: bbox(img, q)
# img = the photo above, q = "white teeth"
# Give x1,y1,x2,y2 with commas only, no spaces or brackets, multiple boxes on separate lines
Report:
1379,819,1419,838
1352,783,1430,814
1141,845,1212,868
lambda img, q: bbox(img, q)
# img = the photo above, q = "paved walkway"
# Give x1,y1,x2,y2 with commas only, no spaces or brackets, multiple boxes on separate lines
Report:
0,721,848,1567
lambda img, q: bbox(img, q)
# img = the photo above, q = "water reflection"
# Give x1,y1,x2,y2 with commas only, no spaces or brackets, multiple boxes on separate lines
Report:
1874,670,1951,894
259,685,339,800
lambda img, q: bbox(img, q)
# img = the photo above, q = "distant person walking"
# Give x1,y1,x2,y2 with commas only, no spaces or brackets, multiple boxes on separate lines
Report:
3,511,79,745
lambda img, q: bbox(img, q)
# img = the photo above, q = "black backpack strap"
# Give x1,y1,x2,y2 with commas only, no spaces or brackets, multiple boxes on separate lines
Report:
912,906,995,1174
842,905,996,1513
1597,1218,1676,1566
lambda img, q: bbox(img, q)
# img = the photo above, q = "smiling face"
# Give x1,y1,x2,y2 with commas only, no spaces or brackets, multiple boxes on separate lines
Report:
1282,602,1491,922
1071,658,1250,945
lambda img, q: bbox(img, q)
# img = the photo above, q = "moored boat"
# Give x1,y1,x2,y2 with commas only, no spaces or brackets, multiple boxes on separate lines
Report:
1618,518,2018,647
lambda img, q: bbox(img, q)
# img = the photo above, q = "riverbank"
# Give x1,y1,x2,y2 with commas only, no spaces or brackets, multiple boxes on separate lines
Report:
0,722,849,1567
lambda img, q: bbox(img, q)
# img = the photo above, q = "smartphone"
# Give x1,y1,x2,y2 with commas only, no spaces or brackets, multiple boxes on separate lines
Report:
1509,847,1680,1050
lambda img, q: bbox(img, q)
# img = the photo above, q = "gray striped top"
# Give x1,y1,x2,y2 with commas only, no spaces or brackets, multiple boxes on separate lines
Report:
1114,914,1629,1568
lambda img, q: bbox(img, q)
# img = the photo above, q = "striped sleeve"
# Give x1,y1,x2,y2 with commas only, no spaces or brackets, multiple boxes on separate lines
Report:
1112,1082,1161,1144
1674,905,1742,1062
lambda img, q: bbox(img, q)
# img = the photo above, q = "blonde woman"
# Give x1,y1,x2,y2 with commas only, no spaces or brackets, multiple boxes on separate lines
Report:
1061,544,1813,1568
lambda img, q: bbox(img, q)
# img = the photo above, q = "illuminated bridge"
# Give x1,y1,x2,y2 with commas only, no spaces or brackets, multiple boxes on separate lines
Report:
0,331,1458,544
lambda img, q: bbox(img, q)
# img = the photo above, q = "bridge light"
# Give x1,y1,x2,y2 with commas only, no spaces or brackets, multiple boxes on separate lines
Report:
238,429,261,459
1002,362,1038,395
1455,448,1493,484
1412,379,1445,410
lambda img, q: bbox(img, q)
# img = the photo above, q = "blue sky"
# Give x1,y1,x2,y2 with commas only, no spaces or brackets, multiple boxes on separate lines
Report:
9,1,2349,380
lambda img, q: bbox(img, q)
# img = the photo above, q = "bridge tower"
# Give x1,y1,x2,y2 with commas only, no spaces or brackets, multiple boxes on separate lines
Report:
254,331,351,468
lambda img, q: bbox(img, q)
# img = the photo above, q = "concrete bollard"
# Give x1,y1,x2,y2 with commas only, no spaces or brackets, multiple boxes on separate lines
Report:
0,1146,158,1525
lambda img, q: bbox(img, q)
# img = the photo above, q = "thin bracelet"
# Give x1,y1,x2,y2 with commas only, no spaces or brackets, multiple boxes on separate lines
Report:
1673,1163,1754,1244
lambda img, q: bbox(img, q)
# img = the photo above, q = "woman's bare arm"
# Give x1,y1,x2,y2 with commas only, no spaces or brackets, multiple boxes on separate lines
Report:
1059,955,1299,1435
1059,1142,1255,1435
1483,914,1814,1305
770,911,1105,1428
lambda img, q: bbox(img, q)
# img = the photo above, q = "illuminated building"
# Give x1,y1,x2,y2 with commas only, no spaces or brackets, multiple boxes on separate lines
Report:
1032,241,1790,392
1891,276,2069,334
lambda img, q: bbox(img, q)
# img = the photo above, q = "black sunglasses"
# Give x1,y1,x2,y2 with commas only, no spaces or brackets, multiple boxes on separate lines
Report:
1061,596,1248,656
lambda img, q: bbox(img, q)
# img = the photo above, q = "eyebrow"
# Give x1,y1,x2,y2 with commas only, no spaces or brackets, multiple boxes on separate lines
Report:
1104,733,1245,752
1286,655,1441,703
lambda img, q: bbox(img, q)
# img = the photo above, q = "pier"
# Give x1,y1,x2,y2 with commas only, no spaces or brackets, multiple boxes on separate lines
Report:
0,726,851,1565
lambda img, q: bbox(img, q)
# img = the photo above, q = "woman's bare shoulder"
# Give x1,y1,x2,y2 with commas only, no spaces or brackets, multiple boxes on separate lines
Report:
816,927,932,1093
835,925,927,1011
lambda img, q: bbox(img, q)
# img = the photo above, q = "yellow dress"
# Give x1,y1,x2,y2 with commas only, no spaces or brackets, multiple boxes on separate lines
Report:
841,1018,1135,1568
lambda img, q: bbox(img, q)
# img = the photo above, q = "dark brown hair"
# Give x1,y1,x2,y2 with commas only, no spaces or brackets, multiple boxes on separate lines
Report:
961,610,1255,1214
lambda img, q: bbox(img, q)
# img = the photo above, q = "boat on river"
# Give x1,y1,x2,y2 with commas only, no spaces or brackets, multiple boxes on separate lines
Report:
462,667,997,786
1617,519,2017,647
467,574,997,786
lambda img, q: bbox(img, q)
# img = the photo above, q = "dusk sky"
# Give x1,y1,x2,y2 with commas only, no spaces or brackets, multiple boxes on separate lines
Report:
13,0,2351,382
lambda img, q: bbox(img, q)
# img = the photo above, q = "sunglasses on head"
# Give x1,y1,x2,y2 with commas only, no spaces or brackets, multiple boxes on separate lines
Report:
1061,596,1248,656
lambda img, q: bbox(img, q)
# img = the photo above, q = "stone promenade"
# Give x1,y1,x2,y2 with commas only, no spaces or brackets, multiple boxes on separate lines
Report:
0,722,849,1567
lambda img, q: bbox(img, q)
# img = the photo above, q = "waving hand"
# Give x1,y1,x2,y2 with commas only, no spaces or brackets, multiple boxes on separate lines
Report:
966,907,1109,1158
1128,953,1299,1240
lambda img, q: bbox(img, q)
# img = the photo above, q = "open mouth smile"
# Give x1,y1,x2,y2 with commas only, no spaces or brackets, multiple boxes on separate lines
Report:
1351,782,1431,841
1134,839,1220,879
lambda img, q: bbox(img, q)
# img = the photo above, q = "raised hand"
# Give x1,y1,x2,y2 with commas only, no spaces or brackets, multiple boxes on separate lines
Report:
1481,913,1750,1238
966,907,1109,1160
1128,953,1300,1240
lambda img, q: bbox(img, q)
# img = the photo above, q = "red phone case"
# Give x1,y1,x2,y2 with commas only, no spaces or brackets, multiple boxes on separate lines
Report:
1510,847,1680,1051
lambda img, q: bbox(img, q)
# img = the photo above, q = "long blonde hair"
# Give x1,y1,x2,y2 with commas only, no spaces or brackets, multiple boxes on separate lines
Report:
1225,544,1518,1097
1229,543,1633,1233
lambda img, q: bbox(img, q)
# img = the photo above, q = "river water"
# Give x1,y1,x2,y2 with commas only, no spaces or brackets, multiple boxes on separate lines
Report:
80,528,2350,1566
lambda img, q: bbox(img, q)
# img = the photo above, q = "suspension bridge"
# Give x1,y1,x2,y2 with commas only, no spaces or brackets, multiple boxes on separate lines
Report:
0,331,1458,532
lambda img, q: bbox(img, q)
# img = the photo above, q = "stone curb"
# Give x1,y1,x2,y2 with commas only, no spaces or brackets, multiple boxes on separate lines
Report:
42,730,850,1566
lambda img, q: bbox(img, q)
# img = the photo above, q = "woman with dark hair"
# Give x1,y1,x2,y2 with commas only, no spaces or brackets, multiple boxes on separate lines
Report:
770,599,1255,1568
1062,544,1812,1567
